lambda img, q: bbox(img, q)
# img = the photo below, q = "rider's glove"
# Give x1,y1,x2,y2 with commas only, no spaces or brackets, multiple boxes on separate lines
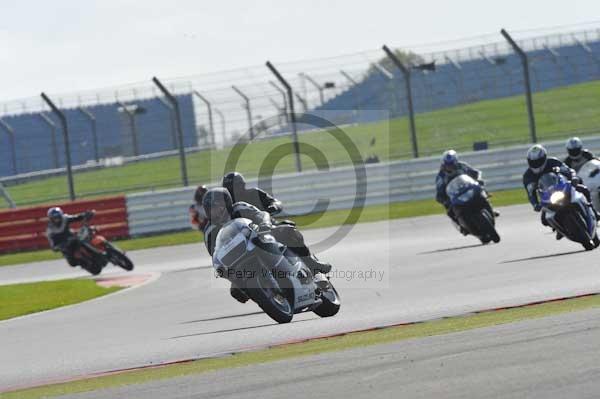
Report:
266,204,281,214
257,223,271,234
533,204,542,212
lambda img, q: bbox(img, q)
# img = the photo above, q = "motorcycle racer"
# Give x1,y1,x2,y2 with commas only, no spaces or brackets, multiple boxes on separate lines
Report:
46,207,95,266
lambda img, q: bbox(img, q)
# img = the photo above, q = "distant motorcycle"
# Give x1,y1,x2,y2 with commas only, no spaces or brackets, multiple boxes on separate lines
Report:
69,219,134,275
577,159,600,211
538,169,599,251
446,174,500,244
212,218,340,323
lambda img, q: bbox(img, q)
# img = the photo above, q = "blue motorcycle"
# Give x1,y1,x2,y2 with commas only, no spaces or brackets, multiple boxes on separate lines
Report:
538,170,599,251
446,174,500,244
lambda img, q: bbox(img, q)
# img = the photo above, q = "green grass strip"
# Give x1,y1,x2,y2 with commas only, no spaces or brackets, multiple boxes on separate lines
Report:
0,187,529,268
4,293,600,399
0,279,121,321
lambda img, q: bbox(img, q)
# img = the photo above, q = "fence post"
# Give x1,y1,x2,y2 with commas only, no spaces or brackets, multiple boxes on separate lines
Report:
192,91,216,147
39,113,60,168
301,73,324,106
501,28,537,143
156,96,178,149
269,81,289,123
78,107,100,162
152,77,189,186
41,92,76,201
382,45,419,158
266,61,302,173
214,108,226,145
0,118,18,175
116,101,140,156
232,85,254,140
0,182,16,208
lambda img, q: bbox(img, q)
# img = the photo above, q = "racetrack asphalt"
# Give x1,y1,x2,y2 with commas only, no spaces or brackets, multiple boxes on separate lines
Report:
2,204,600,390
55,305,600,399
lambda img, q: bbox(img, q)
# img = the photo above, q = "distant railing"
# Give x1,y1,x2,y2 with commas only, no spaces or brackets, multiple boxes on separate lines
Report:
125,135,600,236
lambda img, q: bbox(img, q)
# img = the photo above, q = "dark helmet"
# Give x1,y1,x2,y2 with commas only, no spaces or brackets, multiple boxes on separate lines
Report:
194,185,208,204
47,207,65,227
441,149,459,173
566,137,583,159
222,172,246,201
527,144,548,174
202,187,233,225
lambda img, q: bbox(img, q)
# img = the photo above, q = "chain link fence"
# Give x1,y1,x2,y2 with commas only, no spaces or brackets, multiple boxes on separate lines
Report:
1,24,600,207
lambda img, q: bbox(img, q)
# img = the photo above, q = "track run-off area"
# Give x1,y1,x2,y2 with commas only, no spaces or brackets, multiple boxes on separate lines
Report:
2,204,600,390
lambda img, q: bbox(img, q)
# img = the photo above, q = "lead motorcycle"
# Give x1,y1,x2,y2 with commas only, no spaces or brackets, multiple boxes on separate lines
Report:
538,169,599,251
212,218,340,323
446,174,500,244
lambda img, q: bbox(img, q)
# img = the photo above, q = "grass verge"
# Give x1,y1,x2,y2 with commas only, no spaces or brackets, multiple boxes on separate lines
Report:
0,187,529,268
4,293,600,398
0,279,121,321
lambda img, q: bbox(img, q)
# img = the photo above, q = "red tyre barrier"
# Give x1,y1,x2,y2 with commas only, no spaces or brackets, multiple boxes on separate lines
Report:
0,196,130,254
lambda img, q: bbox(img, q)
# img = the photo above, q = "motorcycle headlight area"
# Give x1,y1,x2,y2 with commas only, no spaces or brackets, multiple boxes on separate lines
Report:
550,191,566,205
457,190,475,202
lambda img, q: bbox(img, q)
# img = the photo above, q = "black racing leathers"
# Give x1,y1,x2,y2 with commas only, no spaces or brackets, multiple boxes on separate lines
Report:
230,187,282,214
46,212,89,266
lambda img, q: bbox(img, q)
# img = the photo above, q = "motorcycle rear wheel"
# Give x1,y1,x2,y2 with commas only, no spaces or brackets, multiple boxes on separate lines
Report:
313,283,341,318
106,243,134,271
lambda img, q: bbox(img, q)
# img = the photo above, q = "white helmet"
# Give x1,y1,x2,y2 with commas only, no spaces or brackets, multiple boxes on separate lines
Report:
527,144,548,174
566,137,583,159
441,149,459,173
47,207,65,227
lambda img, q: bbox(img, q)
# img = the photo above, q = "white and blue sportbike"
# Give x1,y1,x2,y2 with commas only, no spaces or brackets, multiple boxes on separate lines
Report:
446,174,500,244
538,170,599,251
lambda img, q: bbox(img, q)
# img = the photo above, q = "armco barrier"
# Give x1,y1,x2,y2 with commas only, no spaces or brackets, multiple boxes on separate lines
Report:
0,196,129,254
125,136,600,236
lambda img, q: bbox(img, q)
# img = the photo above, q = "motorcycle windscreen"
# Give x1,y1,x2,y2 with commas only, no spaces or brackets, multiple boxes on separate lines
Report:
213,219,252,268
446,174,478,200
538,173,568,204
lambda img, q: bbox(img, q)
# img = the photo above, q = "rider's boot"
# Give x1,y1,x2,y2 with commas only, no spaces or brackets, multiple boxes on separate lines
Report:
303,255,332,275
230,284,249,303
556,231,564,240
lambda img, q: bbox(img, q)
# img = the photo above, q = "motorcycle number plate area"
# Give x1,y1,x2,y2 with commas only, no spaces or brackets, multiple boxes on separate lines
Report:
216,234,247,267
291,273,316,309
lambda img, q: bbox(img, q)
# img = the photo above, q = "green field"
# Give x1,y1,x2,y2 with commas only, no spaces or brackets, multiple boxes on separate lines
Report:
0,279,121,321
0,188,527,267
4,292,600,399
2,80,599,207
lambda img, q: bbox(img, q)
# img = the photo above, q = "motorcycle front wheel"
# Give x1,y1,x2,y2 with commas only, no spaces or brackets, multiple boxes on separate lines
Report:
253,271,294,324
105,243,134,271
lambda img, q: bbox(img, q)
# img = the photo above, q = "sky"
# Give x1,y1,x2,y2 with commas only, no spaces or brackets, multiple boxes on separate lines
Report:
1,0,600,102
